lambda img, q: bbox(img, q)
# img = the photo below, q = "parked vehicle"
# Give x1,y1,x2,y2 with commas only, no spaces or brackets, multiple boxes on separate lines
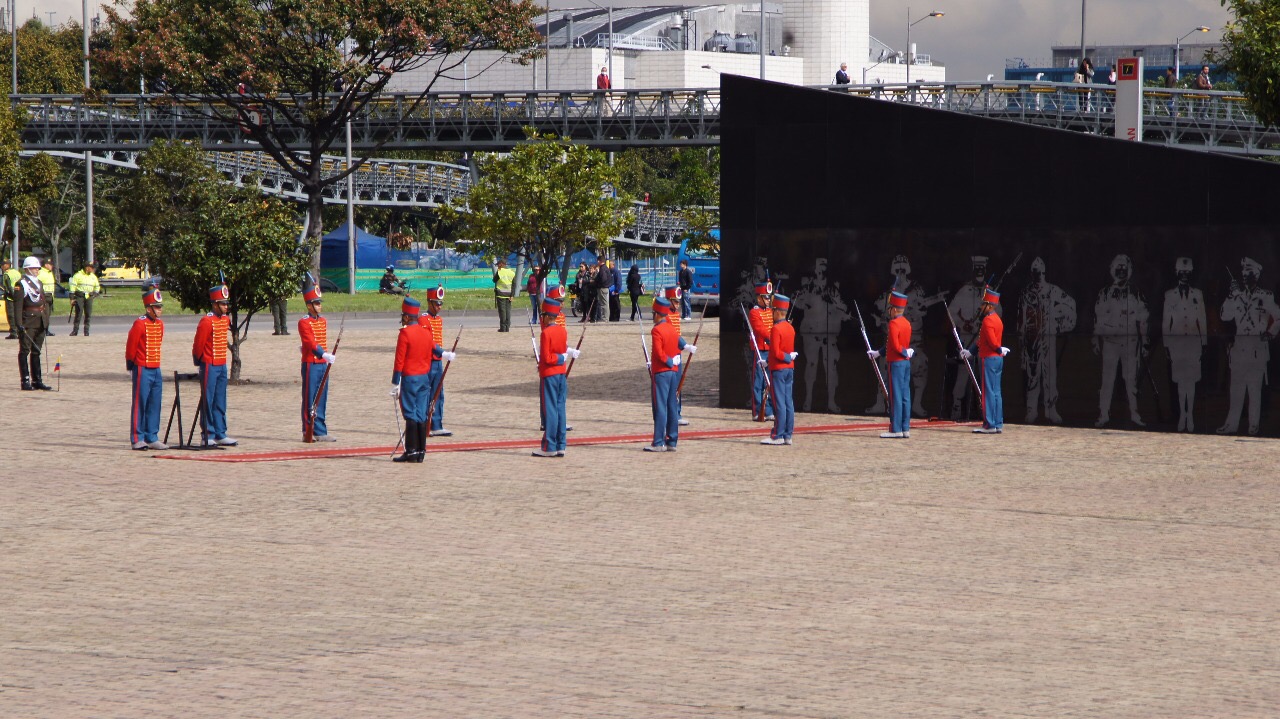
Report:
678,231,720,310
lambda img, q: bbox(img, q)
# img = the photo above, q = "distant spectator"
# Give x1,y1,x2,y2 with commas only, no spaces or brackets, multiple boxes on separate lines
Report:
1106,64,1117,85
1195,65,1213,91
678,259,694,319
379,266,405,295
834,62,851,85
609,260,623,322
1076,58,1095,112
593,258,611,323
527,265,542,323
627,265,644,321
595,66,611,90
575,262,594,323
1164,67,1178,115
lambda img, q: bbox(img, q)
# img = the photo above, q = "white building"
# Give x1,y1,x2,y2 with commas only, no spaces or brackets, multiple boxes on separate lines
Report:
387,1,944,93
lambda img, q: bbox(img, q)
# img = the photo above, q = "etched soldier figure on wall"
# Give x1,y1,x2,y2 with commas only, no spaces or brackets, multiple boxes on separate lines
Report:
1093,254,1150,428
1019,256,1076,424
867,254,943,417
1217,257,1280,436
947,255,999,420
793,257,851,413
1162,257,1208,433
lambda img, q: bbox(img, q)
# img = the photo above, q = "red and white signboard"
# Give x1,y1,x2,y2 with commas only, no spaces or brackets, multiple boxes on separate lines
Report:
1114,56,1143,142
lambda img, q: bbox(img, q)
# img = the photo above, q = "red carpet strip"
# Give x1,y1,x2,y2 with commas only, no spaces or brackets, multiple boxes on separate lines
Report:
152,419,976,463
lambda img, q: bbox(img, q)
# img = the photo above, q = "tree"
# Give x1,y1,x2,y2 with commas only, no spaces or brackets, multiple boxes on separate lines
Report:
1218,0,1280,126
115,141,311,380
614,147,720,253
0,104,59,256
100,0,541,269
0,19,85,94
442,131,633,285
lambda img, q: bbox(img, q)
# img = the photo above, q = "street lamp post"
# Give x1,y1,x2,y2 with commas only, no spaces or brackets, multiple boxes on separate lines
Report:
83,0,95,265
1175,26,1211,81
905,8,943,85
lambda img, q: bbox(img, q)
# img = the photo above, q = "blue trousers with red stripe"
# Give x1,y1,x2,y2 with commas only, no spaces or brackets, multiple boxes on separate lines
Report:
130,366,162,444
301,362,329,437
751,350,773,419
889,360,911,434
541,374,567,452
981,355,1004,430
426,360,445,430
399,373,430,423
199,363,229,442
770,368,795,440
651,370,680,447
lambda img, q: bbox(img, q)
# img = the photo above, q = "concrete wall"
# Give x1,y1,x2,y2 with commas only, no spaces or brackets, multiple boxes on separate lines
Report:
782,0,869,86
633,50,803,89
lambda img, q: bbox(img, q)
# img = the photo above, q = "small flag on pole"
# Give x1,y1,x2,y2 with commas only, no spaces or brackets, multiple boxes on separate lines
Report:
54,356,61,372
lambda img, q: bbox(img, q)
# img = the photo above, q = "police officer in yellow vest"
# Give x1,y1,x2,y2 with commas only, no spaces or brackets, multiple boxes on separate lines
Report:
38,261,57,336
69,263,101,336
492,258,516,332
1,259,19,339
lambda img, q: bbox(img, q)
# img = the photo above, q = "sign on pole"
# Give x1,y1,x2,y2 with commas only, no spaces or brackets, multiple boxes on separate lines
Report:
1114,57,1143,142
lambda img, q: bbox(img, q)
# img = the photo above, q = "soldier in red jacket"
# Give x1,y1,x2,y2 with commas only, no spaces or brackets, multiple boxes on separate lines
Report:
535,298,576,457
298,279,337,442
761,294,797,445
961,287,1010,433
747,281,775,421
868,291,913,438
646,296,691,452
126,286,166,450
392,297,439,463
418,285,457,436
193,283,236,447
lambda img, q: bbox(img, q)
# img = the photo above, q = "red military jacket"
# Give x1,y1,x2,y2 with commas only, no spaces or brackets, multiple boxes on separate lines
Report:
126,316,164,369
539,321,568,378
418,312,445,360
651,318,683,374
393,323,435,382
748,305,773,351
978,312,1004,359
298,315,328,364
769,319,796,371
192,313,231,366
887,315,912,363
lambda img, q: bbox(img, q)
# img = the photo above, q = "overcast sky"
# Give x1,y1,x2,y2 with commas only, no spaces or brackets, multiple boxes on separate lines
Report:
29,0,1233,84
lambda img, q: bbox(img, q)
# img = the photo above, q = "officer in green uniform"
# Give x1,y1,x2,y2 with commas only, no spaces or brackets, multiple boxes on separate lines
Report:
69,262,101,336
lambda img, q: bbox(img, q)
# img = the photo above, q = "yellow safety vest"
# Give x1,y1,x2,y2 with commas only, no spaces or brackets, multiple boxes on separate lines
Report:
70,271,101,297
494,267,515,295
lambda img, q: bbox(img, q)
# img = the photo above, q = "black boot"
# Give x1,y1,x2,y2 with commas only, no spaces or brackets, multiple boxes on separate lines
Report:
414,421,427,462
393,422,419,462
21,376,32,391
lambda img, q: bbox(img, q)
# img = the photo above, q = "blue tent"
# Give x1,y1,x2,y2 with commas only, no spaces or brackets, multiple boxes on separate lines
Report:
319,224,388,269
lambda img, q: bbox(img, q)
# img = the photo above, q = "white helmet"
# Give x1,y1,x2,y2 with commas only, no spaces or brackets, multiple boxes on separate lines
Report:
22,256,40,269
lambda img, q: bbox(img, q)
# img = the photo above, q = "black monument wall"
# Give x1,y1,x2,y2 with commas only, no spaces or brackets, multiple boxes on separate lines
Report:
720,75,1280,436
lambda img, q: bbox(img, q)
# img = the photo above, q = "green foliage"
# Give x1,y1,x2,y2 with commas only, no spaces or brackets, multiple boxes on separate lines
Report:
0,20,85,94
1219,0,1280,126
99,0,541,260
114,141,310,379
0,104,58,255
442,130,633,283
614,147,720,208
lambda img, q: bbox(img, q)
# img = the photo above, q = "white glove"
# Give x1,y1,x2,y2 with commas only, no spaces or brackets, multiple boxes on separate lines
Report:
867,349,880,360
389,384,401,398
442,351,457,362
567,347,581,359
787,352,799,361
756,357,767,367
322,352,336,364
959,349,972,360
686,344,697,354
671,355,682,367
904,347,916,359
1000,346,1011,357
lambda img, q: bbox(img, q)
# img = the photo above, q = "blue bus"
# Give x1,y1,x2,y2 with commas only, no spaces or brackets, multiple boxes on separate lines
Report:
678,231,721,310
